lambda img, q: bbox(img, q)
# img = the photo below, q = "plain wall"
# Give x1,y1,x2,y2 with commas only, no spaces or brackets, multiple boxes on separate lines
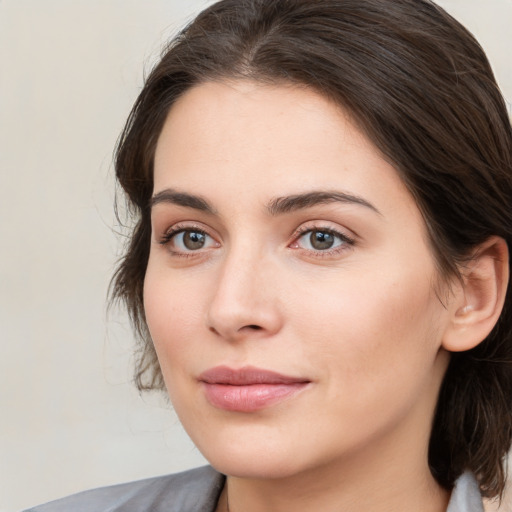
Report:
1,1,511,511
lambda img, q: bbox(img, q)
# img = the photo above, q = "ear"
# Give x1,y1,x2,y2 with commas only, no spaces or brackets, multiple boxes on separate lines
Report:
442,236,509,352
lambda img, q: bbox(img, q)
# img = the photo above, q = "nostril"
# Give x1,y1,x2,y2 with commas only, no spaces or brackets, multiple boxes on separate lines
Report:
208,324,263,337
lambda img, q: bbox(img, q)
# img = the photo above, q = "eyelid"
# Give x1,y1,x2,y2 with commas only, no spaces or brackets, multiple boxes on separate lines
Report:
155,219,356,260
288,222,356,257
157,219,214,239
157,222,220,256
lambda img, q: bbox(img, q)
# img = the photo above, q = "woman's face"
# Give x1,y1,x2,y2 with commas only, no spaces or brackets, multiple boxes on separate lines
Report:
145,81,453,479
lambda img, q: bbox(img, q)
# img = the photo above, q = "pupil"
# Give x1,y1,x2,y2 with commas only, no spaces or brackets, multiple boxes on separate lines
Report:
184,231,206,250
310,231,334,250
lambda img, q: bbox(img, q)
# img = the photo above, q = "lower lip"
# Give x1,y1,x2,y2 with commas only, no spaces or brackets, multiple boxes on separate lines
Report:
202,382,308,412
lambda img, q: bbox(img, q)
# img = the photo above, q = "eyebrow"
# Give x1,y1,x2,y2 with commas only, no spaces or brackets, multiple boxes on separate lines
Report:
267,190,381,216
150,188,380,216
150,189,216,214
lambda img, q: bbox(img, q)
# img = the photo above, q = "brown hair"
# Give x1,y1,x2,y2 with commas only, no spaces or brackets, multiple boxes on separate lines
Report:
111,0,512,498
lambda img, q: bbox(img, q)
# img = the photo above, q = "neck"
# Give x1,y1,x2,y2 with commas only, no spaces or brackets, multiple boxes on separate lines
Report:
217,391,451,512
221,451,449,512
215,348,453,512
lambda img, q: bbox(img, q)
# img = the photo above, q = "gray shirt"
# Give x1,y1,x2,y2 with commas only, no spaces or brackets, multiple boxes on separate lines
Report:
23,465,484,512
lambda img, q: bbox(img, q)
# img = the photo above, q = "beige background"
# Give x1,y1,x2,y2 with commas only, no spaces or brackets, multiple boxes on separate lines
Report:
1,1,511,511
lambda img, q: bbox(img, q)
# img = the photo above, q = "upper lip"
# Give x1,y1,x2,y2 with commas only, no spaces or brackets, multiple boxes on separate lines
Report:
199,365,310,385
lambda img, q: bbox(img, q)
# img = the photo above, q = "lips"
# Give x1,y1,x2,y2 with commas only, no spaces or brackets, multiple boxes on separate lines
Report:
198,366,310,412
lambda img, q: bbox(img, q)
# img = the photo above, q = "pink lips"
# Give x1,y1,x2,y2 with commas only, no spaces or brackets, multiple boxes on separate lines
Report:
199,366,310,412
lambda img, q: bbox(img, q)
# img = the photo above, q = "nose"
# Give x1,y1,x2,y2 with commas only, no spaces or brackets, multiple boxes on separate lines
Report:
206,249,283,342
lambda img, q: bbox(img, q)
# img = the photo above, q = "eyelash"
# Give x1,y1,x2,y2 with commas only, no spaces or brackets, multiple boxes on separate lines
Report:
290,225,355,258
158,223,355,259
158,224,215,258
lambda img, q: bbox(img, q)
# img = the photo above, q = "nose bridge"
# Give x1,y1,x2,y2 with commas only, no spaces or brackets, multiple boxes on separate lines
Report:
206,238,281,339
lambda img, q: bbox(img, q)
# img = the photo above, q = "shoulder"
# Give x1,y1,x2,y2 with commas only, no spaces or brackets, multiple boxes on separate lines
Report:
447,472,484,512
23,465,225,512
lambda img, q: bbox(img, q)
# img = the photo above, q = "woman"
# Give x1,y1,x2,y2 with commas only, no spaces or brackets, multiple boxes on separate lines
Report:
26,0,511,511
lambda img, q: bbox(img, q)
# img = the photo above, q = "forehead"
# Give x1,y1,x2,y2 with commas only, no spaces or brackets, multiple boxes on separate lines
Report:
155,80,353,167
153,80,417,219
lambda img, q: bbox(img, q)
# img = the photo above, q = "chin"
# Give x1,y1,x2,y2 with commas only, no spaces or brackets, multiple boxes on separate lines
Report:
207,452,308,480
188,423,313,479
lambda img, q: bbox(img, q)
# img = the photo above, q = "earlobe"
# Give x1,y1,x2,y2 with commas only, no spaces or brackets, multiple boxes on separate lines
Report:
442,236,509,352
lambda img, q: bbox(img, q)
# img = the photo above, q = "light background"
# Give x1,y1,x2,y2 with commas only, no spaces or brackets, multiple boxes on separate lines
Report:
1,1,511,511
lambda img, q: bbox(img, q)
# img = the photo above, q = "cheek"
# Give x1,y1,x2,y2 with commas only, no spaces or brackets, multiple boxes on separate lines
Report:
289,264,445,399
143,263,206,375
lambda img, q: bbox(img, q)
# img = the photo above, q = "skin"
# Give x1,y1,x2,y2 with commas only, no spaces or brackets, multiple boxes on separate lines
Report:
144,81,456,512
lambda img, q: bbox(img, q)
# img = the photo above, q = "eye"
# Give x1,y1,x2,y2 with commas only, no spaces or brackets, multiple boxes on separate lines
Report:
291,227,354,255
302,230,339,250
176,230,209,250
159,226,219,254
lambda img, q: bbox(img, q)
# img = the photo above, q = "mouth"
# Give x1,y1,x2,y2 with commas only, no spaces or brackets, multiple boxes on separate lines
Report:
198,365,311,412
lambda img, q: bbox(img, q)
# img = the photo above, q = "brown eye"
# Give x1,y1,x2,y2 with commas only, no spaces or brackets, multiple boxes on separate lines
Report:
182,230,206,250
293,227,353,255
160,228,218,253
309,231,335,250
